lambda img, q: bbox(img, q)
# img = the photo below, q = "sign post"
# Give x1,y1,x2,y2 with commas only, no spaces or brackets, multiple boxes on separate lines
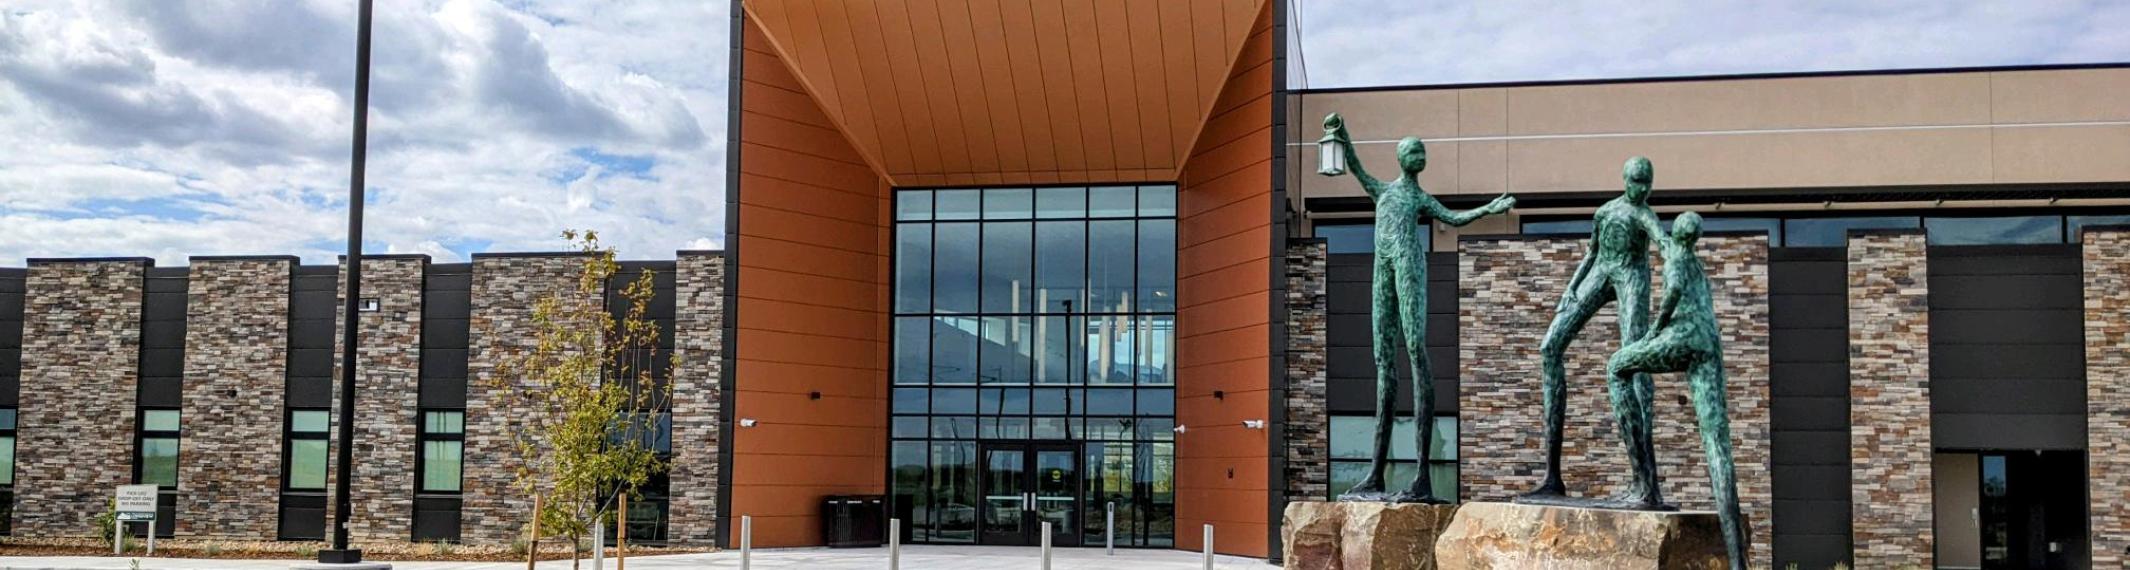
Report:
115,484,158,555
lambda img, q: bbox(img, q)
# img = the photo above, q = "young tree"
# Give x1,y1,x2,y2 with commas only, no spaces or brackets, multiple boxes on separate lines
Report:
489,230,674,568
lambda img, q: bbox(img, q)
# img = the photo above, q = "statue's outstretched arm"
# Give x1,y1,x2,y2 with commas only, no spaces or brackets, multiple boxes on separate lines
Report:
1323,113,1383,198
1653,270,1683,330
1561,247,1595,309
1419,192,1515,227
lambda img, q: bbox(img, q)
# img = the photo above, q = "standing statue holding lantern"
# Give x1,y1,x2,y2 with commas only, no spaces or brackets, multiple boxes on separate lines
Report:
1316,112,1515,503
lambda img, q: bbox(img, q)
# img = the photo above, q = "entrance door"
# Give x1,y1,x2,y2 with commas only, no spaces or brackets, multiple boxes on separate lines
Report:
1935,450,2089,569
979,442,1079,546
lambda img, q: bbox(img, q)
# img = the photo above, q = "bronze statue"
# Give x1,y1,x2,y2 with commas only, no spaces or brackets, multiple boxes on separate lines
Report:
1607,212,1748,570
1517,156,1668,510
1318,112,1514,503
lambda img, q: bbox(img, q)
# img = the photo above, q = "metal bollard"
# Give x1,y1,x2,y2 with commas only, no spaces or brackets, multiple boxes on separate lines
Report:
741,515,753,570
592,521,604,569
889,518,901,570
112,519,121,555
145,523,154,556
1105,502,1115,555
1202,524,1214,570
1040,521,1053,570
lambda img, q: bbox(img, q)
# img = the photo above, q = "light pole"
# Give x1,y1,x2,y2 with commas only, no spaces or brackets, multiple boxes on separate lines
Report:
317,0,375,565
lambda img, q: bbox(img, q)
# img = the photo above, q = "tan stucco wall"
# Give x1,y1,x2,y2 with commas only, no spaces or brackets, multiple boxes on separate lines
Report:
1287,67,2130,204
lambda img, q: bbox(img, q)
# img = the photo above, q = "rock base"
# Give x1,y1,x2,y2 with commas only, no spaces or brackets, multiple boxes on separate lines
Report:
1283,501,1460,570
1433,502,1731,570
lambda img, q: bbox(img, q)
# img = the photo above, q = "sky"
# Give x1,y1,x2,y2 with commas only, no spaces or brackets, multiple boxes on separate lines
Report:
1,1,2127,265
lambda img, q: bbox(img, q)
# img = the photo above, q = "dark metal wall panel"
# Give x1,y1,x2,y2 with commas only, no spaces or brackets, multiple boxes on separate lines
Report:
287,266,338,409
419,263,472,409
1323,252,1458,416
1928,244,2085,451
137,267,188,408
0,271,23,406
1767,247,1852,568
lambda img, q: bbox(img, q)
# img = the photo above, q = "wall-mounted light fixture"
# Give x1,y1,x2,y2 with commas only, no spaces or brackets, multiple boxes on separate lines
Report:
358,298,381,312
1172,424,1188,434
1242,420,1266,430
809,391,822,400
1213,390,1225,400
738,418,758,428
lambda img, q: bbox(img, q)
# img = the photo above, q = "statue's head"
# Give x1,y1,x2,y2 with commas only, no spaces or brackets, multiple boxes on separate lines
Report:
1622,156,1654,201
1397,137,1427,173
1672,211,1703,245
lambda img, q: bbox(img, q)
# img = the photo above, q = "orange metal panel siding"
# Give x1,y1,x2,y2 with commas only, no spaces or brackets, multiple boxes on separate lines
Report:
1172,0,1275,558
735,16,890,548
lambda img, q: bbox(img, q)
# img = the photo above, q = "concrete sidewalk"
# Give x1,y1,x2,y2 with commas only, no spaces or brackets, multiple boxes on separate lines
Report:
0,545,1274,569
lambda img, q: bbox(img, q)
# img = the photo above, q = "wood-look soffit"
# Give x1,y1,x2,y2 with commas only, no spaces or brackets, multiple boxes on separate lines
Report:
743,0,1267,186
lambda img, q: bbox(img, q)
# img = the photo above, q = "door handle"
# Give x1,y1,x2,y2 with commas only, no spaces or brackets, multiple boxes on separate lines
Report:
1025,492,1035,511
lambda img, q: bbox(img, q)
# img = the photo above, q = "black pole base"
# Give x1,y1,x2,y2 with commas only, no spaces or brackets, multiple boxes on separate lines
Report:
317,549,365,564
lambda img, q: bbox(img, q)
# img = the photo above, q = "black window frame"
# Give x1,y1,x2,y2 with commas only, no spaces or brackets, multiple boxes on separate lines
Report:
887,184,1181,548
416,409,465,495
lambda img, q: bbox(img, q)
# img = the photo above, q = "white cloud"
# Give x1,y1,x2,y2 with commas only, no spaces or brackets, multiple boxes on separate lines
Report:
1289,0,2130,89
0,0,727,266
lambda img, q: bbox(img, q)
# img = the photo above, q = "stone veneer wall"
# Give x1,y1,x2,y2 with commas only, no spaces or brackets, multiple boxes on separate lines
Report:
1459,234,1773,568
1845,231,1932,568
461,255,592,544
11,260,147,536
333,256,426,542
175,258,292,539
2085,228,2130,567
1283,240,1330,503
665,252,724,546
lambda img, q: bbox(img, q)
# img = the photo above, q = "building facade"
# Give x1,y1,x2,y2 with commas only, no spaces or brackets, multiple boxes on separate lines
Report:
1,1,2128,568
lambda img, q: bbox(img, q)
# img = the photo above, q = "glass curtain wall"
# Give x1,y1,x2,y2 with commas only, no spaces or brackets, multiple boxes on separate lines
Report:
891,185,1178,547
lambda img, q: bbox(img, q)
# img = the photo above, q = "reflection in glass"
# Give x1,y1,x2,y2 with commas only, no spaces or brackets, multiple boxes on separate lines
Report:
982,417,1031,439
1315,223,1375,254
1135,389,1174,416
895,317,929,384
982,448,1026,536
932,389,977,414
1086,390,1133,415
978,316,1031,384
1034,315,1079,385
1087,221,1135,313
934,224,979,313
1137,185,1176,217
1142,442,1175,547
892,442,929,541
893,417,928,438
931,417,977,439
936,190,981,220
2070,215,2130,242
979,388,1031,415
1137,220,1175,313
893,388,927,413
984,188,1033,219
1782,216,1918,247
288,439,327,490
932,316,979,384
1089,186,1135,217
983,223,1033,313
897,191,932,221
1700,217,1782,244
1084,442,1135,544
1034,222,1085,313
1085,315,1134,385
929,442,978,543
896,225,932,312
1926,216,2063,245
1136,316,1174,385
1037,187,1086,218
1522,219,1594,235
1032,389,1069,414
421,440,462,492
140,437,178,486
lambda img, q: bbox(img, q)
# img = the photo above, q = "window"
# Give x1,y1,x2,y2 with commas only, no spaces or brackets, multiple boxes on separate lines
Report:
1,408,15,535
137,409,180,487
1312,223,1379,254
419,411,464,493
284,410,329,490
1327,415,1458,502
890,185,1178,546
1925,216,2062,245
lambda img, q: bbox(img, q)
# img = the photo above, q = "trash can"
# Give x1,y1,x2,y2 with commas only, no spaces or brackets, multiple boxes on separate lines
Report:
821,495,885,547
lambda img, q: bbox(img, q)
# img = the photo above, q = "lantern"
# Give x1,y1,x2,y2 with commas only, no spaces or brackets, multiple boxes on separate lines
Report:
1316,131,1346,176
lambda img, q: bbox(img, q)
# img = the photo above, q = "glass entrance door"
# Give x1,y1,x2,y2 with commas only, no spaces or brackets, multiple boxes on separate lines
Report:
979,442,1079,546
